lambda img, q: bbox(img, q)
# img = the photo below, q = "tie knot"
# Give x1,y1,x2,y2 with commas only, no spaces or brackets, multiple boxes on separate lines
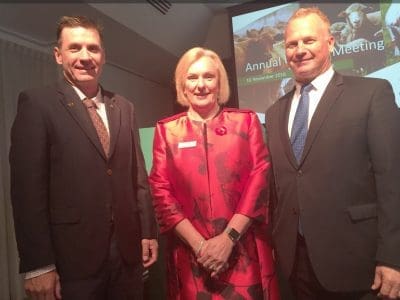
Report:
83,98,98,109
301,83,313,95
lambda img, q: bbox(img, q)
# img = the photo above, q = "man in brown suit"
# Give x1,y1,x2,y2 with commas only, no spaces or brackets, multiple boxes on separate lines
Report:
10,16,158,299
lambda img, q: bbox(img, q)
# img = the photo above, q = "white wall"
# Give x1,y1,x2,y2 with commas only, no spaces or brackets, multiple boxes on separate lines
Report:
101,63,174,128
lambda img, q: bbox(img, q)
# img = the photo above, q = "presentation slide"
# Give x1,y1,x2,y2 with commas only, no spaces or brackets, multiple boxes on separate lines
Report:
231,1,400,122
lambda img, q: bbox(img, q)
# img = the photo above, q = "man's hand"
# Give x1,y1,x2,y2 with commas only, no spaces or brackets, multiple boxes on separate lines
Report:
142,239,158,268
371,265,400,299
24,270,61,300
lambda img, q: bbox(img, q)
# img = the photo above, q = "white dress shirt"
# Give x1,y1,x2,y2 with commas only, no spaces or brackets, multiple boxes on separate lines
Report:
288,67,335,136
72,85,110,134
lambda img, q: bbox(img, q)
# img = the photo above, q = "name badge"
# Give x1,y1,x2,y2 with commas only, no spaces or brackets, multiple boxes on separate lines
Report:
178,141,197,149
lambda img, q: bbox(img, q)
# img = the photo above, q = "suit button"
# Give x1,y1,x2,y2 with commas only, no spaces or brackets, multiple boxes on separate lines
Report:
297,170,303,176
107,169,112,176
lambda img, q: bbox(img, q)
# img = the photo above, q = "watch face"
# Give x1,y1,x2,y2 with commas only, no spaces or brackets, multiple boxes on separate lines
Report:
227,227,240,242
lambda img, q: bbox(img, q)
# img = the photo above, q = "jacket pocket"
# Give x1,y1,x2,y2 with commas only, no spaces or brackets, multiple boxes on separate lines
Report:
50,208,80,224
347,203,377,221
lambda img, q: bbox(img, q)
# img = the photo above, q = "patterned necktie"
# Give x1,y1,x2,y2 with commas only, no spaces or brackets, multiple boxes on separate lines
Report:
290,84,313,163
83,98,110,157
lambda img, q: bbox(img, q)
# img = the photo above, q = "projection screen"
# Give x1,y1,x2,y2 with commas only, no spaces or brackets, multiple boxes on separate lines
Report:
230,1,400,123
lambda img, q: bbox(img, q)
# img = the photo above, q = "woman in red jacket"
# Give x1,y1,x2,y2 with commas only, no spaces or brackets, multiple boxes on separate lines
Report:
149,47,279,299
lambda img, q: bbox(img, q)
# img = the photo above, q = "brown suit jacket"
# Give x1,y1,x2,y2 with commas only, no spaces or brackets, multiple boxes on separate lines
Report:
266,72,400,291
10,80,156,280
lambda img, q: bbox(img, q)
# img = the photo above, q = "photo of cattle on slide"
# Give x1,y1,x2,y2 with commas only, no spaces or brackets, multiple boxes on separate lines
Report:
234,23,286,77
233,22,291,113
232,4,296,113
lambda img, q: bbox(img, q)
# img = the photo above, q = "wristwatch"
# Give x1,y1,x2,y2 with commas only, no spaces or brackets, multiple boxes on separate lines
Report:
225,227,241,244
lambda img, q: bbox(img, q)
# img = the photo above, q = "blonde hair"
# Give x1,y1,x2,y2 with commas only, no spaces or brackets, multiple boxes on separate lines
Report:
287,7,332,34
175,47,230,107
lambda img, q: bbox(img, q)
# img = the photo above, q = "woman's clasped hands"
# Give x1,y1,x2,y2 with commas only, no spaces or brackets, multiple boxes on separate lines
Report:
196,233,235,278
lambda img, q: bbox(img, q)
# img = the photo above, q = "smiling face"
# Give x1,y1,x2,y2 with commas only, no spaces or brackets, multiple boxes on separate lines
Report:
285,13,334,84
184,56,219,115
54,26,105,91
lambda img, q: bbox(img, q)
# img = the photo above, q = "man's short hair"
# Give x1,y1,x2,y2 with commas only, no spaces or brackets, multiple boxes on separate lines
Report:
287,7,332,33
56,15,103,46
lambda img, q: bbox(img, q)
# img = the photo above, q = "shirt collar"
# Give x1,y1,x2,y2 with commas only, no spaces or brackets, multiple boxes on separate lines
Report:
295,66,334,93
71,85,102,103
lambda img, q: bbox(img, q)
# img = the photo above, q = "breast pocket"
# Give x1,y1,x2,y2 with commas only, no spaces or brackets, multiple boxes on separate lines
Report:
346,203,377,222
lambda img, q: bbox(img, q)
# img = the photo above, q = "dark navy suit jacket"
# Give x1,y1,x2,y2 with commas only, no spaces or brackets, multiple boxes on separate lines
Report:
266,72,400,291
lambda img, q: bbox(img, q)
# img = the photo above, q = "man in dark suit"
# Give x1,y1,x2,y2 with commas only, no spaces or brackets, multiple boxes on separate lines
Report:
265,7,400,299
9,16,158,300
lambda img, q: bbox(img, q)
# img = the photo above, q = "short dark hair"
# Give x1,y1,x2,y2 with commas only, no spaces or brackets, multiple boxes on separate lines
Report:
56,15,103,46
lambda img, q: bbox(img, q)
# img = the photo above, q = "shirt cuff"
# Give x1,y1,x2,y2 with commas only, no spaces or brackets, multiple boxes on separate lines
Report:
25,264,56,279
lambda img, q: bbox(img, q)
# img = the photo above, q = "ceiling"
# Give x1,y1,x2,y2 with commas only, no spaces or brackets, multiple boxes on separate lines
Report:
0,2,251,86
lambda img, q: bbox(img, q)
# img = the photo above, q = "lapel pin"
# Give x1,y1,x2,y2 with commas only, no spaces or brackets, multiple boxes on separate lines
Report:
110,98,116,109
67,102,74,107
215,126,227,136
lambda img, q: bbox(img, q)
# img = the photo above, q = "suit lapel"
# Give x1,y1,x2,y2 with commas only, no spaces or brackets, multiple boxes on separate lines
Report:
301,72,344,163
278,88,299,168
56,80,108,161
103,88,121,159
